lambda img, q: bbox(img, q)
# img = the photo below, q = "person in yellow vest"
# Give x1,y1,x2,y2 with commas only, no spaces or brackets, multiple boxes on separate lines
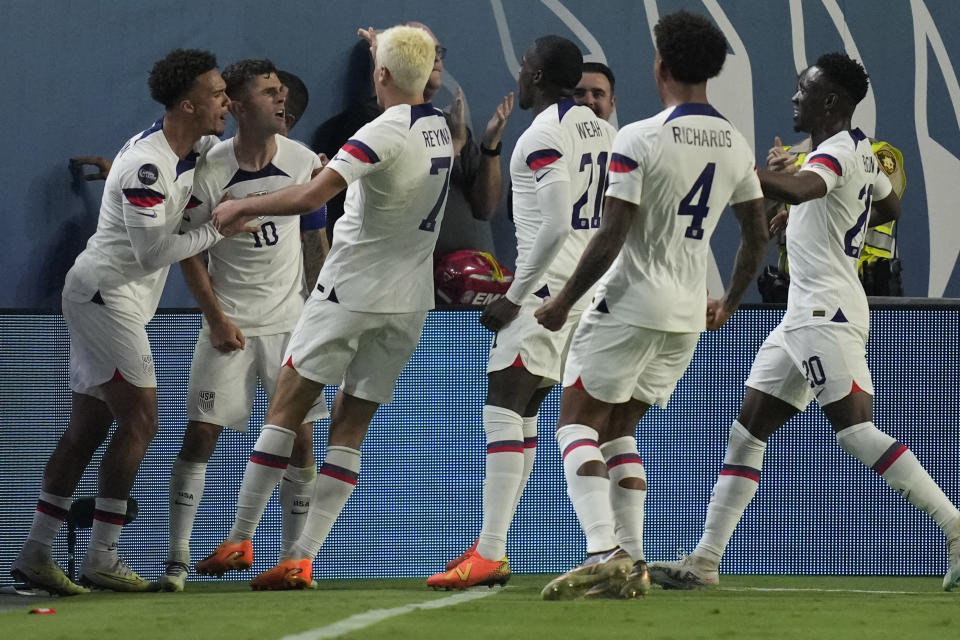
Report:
759,138,905,301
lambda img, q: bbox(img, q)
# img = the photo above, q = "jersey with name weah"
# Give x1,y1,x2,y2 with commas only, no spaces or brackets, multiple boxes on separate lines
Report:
321,102,454,313
601,103,762,332
63,118,218,322
783,128,893,332
185,135,323,336
509,99,617,305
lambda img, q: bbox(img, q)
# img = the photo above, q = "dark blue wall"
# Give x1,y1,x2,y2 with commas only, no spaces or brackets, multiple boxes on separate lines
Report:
2,1,959,308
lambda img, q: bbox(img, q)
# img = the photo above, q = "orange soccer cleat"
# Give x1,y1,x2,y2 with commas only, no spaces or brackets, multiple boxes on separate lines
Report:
195,539,254,576
250,559,312,591
426,552,511,590
445,540,479,571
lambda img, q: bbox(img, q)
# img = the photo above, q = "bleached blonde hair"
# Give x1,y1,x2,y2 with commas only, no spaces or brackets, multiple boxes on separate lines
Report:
375,25,435,95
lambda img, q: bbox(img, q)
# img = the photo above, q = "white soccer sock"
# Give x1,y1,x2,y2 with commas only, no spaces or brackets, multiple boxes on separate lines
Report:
229,424,295,543
288,446,361,560
557,424,617,553
477,405,525,561
510,414,539,515
601,436,647,562
837,422,960,531
167,458,207,565
279,464,317,560
89,497,128,555
696,421,766,566
27,491,72,549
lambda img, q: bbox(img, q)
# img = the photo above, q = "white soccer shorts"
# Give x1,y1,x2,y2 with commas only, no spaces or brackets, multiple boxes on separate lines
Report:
486,300,581,386
283,296,427,405
561,305,700,406
62,295,156,400
187,329,329,431
745,323,874,410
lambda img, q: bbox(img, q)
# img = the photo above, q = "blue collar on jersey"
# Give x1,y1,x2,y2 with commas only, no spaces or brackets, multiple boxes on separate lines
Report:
665,103,728,123
557,98,577,122
410,102,443,128
848,128,867,143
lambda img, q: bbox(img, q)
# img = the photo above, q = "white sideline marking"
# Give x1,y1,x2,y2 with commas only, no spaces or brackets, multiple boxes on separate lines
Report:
719,586,923,595
278,588,500,640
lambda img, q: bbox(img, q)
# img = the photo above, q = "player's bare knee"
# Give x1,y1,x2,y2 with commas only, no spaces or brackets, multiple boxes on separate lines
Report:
576,460,608,478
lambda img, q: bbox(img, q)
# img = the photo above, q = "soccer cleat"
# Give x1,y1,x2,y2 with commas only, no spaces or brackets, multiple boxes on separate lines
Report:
195,539,253,576
583,579,626,599
648,556,719,590
540,547,632,601
158,561,189,592
79,555,157,592
944,531,960,592
10,545,90,597
619,560,651,598
445,540,479,571
250,559,312,591
426,553,511,590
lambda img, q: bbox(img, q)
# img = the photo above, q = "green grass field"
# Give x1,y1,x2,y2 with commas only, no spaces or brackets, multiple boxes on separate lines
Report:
3,575,958,640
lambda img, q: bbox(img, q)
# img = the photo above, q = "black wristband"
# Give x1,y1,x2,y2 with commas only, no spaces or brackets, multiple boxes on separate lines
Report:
480,141,502,157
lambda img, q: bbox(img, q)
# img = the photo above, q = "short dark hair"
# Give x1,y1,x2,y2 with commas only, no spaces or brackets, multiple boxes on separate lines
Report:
221,58,278,101
148,49,218,109
815,52,869,105
277,70,309,121
582,61,615,94
534,35,583,92
654,10,727,84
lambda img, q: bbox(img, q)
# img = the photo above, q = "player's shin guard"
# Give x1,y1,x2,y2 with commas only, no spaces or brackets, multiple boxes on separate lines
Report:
601,436,646,562
89,497,128,555
279,464,317,560
229,424,295,542
510,414,539,515
27,491,72,549
697,421,766,565
287,446,360,560
477,405,525,561
557,424,616,552
168,458,207,565
837,422,960,531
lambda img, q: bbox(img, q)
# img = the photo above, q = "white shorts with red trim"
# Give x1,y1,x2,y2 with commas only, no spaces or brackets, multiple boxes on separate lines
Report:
283,296,427,405
486,300,581,386
745,323,874,410
561,304,700,406
62,295,156,400
187,329,328,431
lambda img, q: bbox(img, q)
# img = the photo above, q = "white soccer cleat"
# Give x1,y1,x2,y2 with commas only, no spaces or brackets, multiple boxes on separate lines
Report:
10,542,89,596
541,547,632,600
943,530,960,592
648,555,719,590
158,561,189,592
80,554,157,592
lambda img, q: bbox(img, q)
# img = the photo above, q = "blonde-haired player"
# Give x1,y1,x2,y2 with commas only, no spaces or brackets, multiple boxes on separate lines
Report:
195,24,453,590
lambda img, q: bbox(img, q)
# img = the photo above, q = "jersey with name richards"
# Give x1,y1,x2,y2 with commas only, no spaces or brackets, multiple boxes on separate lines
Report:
184,135,323,336
601,103,762,332
63,119,218,322
783,128,893,332
509,99,616,306
321,102,453,313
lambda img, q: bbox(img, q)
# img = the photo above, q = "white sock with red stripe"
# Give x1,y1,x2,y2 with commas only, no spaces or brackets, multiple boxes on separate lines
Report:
27,491,72,550
601,436,647,562
287,446,361,560
837,422,960,531
167,458,207,565
557,424,617,553
89,497,128,555
696,421,766,566
477,405,525,561
229,424,295,543
279,464,317,560
510,414,539,515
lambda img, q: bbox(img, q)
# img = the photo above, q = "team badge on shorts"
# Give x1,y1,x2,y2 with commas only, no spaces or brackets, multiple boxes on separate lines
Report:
141,354,153,373
137,163,159,185
198,391,215,413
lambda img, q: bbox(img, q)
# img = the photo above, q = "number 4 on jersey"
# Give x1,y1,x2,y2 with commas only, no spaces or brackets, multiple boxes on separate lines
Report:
678,162,716,240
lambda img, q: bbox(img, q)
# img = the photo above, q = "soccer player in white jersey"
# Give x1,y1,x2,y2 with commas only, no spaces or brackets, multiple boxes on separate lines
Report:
9,49,229,594
534,11,768,600
425,36,616,590
195,25,452,590
155,60,328,592
648,52,960,593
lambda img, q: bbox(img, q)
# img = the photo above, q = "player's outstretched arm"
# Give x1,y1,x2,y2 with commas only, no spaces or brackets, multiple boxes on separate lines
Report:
128,223,221,273
535,196,635,331
707,197,769,330
757,168,826,205
212,168,348,236
868,190,901,228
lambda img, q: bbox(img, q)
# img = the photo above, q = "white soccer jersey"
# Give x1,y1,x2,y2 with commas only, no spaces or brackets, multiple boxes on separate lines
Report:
601,103,762,332
62,119,218,322
320,103,454,313
782,128,893,331
184,135,323,335
509,99,617,304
